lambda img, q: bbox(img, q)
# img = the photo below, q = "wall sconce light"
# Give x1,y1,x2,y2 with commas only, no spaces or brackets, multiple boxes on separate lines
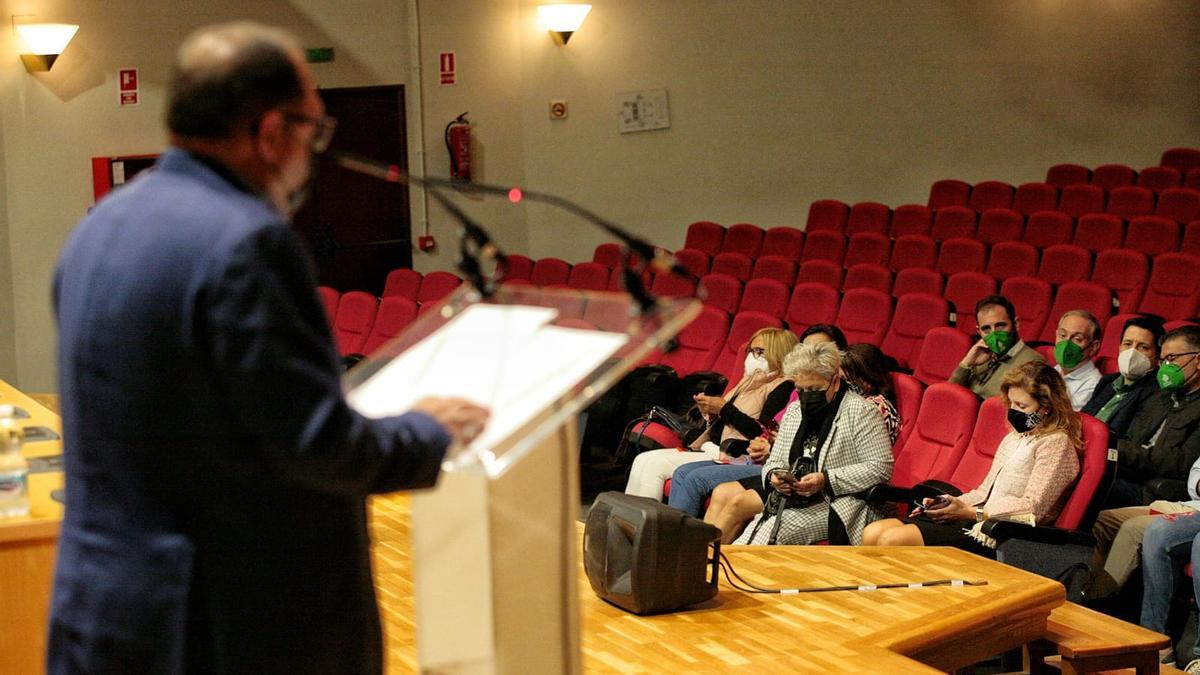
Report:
537,4,591,45
15,22,79,72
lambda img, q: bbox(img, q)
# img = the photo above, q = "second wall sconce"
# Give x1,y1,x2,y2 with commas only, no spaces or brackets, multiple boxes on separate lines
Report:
537,3,591,45
15,22,79,72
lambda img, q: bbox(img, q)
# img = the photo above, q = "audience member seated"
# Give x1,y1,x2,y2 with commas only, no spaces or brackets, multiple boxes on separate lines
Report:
623,327,797,500
862,361,1081,558
1053,309,1104,410
1082,316,1165,443
670,343,899,519
731,342,895,545
1087,454,1200,603
1140,500,1200,672
950,294,1043,398
1103,325,1200,509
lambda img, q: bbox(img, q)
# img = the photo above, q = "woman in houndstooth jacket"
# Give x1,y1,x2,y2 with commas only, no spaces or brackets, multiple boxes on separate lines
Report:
734,342,894,546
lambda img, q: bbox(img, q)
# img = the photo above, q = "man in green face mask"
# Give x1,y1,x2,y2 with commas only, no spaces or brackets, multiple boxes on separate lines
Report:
1052,310,1103,411
951,294,1044,398
1102,325,1200,510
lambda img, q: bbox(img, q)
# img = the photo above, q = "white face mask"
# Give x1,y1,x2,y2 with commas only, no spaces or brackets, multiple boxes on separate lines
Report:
744,353,769,375
1117,348,1153,380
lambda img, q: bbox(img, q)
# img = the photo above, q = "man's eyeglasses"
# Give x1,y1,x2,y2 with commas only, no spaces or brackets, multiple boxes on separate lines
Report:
284,113,337,154
1162,351,1200,365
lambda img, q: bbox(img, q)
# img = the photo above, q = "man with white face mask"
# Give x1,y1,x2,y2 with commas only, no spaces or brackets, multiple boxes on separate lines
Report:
1083,317,1165,442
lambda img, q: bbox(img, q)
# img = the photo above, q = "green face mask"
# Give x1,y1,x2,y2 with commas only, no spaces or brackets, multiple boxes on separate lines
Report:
983,330,1015,356
1055,339,1086,370
1158,363,1189,391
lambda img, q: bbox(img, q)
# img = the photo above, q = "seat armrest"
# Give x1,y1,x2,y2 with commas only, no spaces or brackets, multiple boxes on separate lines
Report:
981,519,1095,547
865,483,911,504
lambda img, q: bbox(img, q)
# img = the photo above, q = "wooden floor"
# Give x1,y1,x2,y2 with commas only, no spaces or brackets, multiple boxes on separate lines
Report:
369,494,1066,673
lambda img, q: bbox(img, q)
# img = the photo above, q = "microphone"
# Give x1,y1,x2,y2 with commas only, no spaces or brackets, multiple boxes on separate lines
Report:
332,151,695,287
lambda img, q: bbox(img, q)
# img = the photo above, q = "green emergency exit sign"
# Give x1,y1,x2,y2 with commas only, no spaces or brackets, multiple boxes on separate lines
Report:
305,48,334,63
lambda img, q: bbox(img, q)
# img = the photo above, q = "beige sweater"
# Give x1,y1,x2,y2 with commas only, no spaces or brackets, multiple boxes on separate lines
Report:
958,430,1079,524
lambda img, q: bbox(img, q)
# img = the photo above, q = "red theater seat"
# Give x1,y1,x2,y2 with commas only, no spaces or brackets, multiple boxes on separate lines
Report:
684,221,725,256
1188,170,1200,191
945,396,1010,492
843,263,893,294
1023,211,1074,249
890,372,925,453
1058,184,1106,218
1000,276,1054,340
1123,216,1179,257
797,259,844,289
846,201,891,235
540,287,588,320
1038,282,1114,343
889,204,933,238
672,248,711,279
805,200,849,233
417,271,463,306
1161,148,1200,174
499,254,534,282
1138,166,1182,192
649,272,697,299
1046,163,1091,188
737,278,789,318
936,238,987,277
530,257,571,286
913,327,973,386
882,293,951,370
892,267,943,299
697,273,742,315
361,296,419,355
332,290,377,355
1183,220,1200,257
784,283,840,335
710,251,754,281
657,305,729,377
928,179,971,210
890,234,937,272
1091,249,1148,312
1037,244,1092,287
944,272,997,336
592,243,622,269
931,206,977,242
566,261,612,291
1090,164,1137,191
888,383,978,488
1072,214,1126,254
1013,182,1059,216
1106,186,1155,220
382,268,422,299
761,226,805,260
1138,253,1200,320
750,255,798,285
722,223,765,257
970,181,1015,211
986,241,1039,281
836,288,893,346
844,232,891,268
799,230,846,265
1155,188,1200,225
977,208,1024,245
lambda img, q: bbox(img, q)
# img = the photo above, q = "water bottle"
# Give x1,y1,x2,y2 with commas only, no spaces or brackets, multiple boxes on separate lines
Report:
0,404,30,519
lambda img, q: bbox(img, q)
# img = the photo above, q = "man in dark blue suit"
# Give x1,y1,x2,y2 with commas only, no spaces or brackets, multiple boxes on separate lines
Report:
49,22,488,674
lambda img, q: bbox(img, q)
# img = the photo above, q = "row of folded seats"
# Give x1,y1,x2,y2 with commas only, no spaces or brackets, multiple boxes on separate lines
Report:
317,272,465,356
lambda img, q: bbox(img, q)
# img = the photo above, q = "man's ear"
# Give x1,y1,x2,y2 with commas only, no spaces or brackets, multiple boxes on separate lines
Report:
253,110,288,165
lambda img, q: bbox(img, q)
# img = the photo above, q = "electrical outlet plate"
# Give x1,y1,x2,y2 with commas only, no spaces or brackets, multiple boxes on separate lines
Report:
617,88,670,134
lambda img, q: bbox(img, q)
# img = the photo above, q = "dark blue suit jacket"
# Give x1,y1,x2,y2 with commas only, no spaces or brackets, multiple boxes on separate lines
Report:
49,149,449,674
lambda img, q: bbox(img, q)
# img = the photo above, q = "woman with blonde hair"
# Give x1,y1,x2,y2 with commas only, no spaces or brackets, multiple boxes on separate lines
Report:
862,360,1082,557
624,327,798,501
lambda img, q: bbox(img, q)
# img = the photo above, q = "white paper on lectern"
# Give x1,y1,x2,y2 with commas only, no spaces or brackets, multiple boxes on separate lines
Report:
346,303,629,457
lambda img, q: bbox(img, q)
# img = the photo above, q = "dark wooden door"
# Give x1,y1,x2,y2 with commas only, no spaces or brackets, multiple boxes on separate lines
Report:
293,85,411,294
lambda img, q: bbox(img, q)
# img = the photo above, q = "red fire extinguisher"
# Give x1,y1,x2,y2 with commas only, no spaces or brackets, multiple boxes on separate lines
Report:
445,112,471,181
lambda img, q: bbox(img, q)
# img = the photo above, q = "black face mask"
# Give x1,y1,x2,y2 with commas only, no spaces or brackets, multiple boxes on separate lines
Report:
1007,408,1043,433
799,389,829,417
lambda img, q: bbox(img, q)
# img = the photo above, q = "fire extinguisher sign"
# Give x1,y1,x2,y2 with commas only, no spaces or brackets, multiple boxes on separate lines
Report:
119,68,139,106
439,52,456,86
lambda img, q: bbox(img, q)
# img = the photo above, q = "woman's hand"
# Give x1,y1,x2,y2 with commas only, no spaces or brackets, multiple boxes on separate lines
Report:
747,437,771,463
923,495,974,522
768,470,797,495
693,393,726,417
793,471,825,498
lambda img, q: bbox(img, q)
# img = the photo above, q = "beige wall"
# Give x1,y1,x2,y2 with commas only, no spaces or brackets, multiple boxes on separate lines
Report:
1,0,1198,391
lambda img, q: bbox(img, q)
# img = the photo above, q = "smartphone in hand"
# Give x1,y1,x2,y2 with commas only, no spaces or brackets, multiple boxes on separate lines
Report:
910,495,949,517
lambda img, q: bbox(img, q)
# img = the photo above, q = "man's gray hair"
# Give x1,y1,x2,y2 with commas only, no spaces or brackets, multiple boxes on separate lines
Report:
782,341,840,380
1058,309,1102,342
